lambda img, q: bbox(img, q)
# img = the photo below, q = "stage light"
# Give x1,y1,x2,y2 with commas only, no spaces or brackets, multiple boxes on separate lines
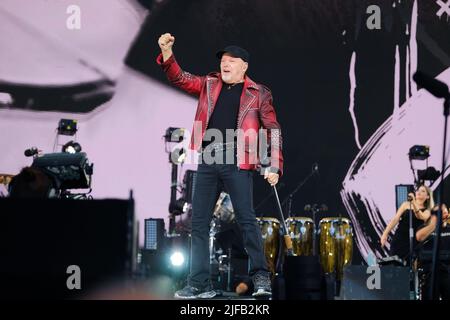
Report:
144,218,165,251
167,246,189,280
32,152,93,190
164,127,185,143
57,119,78,136
408,145,430,160
169,251,185,267
170,148,186,165
418,167,441,182
62,141,82,154
169,198,189,216
395,185,414,210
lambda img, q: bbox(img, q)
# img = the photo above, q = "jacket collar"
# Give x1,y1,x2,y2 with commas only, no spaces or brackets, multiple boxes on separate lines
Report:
208,73,259,91
243,75,258,91
206,73,259,124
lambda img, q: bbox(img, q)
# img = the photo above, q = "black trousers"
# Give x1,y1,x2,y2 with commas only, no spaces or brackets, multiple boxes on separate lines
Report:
188,160,268,288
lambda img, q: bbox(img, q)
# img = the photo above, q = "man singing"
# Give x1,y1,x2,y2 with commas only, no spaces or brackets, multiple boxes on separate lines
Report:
157,33,283,299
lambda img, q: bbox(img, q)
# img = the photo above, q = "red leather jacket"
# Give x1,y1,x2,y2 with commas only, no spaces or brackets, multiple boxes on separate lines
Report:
157,53,283,175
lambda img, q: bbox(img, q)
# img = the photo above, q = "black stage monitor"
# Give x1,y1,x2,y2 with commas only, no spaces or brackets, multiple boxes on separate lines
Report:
0,197,136,299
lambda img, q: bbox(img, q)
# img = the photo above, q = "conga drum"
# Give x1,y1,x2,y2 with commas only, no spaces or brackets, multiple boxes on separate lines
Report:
256,217,280,275
318,217,353,280
286,217,314,256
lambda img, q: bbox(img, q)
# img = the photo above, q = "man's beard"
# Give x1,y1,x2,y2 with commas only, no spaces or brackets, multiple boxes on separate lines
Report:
221,73,232,83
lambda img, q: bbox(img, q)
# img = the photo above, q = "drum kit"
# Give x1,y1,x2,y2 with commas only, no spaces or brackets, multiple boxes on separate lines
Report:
210,192,354,281
209,192,237,267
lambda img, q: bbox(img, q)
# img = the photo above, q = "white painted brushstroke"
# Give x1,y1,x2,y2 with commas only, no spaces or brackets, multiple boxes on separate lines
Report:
394,45,400,111
348,51,362,150
410,0,418,95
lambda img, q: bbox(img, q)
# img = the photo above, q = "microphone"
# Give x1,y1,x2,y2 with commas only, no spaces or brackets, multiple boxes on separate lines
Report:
312,163,320,179
407,194,414,202
312,163,319,173
413,71,450,99
24,147,39,157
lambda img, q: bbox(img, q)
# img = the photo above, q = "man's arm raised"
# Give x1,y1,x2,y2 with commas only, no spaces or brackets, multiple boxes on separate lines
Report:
156,33,205,96
158,33,175,62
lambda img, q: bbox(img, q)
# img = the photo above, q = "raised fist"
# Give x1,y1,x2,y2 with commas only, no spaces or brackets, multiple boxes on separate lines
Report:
158,33,175,51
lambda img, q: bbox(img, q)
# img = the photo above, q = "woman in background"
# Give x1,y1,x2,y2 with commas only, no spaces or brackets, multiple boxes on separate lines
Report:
381,185,433,260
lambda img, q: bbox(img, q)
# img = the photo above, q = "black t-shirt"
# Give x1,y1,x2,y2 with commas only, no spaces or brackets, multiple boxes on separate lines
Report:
202,83,243,148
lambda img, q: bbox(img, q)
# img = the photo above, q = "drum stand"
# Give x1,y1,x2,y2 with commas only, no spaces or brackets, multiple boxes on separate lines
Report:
209,218,220,265
335,216,344,298
311,206,320,256
209,217,235,292
408,201,418,300
306,204,327,257
281,163,319,219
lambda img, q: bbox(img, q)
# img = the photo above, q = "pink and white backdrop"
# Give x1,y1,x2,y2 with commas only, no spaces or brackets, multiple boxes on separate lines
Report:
1,0,449,261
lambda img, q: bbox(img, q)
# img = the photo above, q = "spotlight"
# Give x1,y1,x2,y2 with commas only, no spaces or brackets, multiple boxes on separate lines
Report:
169,251,185,267
62,141,82,154
169,198,189,216
408,145,430,160
165,235,190,281
164,127,185,143
57,119,78,136
167,247,189,278
32,152,93,190
170,148,186,165
418,167,441,182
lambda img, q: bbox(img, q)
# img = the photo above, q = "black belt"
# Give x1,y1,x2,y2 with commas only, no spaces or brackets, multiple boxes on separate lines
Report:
202,142,236,154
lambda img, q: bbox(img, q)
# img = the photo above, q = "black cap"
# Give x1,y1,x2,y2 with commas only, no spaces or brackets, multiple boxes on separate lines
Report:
216,45,250,63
